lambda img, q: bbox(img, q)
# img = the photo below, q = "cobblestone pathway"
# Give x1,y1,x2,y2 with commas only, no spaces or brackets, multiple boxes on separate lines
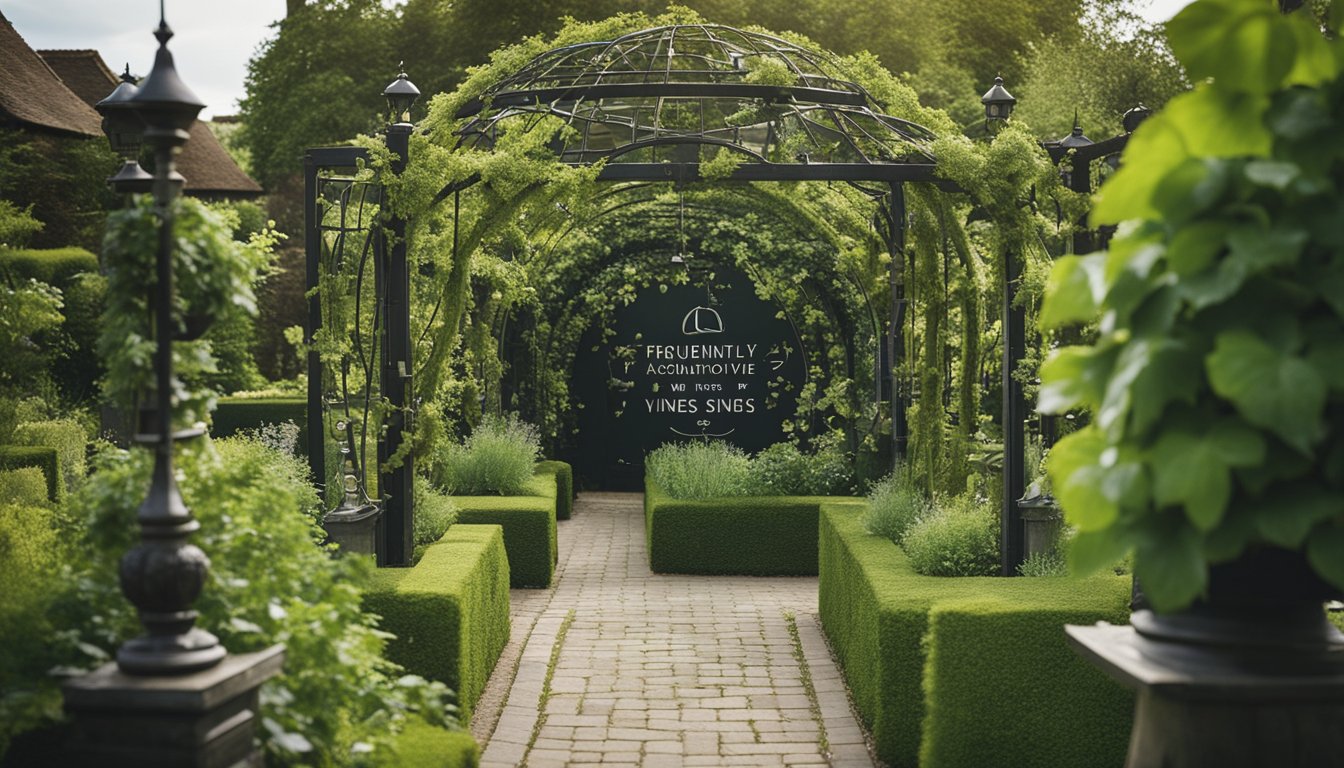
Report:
470,493,874,768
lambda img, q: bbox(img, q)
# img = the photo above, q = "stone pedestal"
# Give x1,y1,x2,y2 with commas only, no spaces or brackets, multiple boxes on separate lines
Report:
1067,623,1344,768
61,645,284,768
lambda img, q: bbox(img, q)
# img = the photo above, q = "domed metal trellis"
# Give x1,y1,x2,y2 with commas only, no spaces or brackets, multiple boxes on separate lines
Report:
453,24,945,182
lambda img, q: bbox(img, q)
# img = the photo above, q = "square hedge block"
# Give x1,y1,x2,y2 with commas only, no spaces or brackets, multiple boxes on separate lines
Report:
374,723,479,768
363,524,511,720
0,446,61,503
534,460,573,520
211,397,308,455
643,477,855,576
817,503,1133,768
453,474,557,588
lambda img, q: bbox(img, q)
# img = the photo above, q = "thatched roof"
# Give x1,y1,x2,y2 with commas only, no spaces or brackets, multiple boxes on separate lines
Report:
39,48,264,199
0,12,101,137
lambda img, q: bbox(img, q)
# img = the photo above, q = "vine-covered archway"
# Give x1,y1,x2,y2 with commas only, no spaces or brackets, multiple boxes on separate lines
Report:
305,9,1081,568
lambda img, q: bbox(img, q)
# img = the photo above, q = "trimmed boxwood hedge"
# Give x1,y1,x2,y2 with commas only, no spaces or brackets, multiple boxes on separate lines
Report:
535,460,573,520
211,397,307,452
374,722,479,768
644,477,854,575
0,446,61,503
454,474,557,588
0,247,98,288
362,524,511,721
818,502,1133,768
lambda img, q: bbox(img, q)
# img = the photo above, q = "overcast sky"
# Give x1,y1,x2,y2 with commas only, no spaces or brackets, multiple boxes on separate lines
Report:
5,0,1195,120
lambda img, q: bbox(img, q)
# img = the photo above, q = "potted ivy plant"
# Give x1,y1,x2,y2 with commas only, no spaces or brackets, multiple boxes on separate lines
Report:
1038,0,1344,763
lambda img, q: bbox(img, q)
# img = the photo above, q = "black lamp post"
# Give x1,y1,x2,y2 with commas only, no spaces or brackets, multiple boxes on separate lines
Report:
375,66,419,567
95,65,154,193
113,9,224,676
980,75,1016,126
1058,112,1093,188
59,9,283,765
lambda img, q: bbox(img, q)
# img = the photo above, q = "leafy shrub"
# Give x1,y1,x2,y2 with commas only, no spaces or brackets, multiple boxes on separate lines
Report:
1018,550,1068,577
12,419,87,492
0,247,98,288
0,502,75,758
241,420,302,456
0,468,51,507
749,433,857,496
863,470,930,544
646,441,752,500
413,475,459,563
433,414,540,496
62,437,458,765
902,494,999,576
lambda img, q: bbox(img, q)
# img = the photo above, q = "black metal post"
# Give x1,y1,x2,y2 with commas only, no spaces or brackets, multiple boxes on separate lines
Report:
378,122,414,567
112,17,225,675
888,182,908,466
1001,246,1027,575
304,153,327,496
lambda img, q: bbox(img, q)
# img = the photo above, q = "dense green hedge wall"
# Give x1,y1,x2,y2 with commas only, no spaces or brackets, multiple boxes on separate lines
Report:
818,503,1132,768
373,722,479,768
0,446,60,503
535,460,573,520
362,524,511,720
453,474,557,588
644,477,854,576
0,247,98,288
211,397,307,451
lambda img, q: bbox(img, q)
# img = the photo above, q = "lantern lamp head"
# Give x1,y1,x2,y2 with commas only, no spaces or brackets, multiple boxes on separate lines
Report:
980,75,1016,123
383,65,420,124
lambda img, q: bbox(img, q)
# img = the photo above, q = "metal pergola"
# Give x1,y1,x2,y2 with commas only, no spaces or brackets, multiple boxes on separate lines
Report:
304,23,1135,572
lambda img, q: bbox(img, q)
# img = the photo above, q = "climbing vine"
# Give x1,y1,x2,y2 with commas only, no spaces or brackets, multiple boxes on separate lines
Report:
337,7,1077,496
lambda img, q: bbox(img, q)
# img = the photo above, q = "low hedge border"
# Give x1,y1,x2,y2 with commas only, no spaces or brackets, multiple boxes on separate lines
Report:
535,460,573,520
0,247,98,288
453,474,557,588
643,477,855,575
818,503,1133,768
211,397,307,453
362,524,511,721
0,446,61,503
374,722,479,768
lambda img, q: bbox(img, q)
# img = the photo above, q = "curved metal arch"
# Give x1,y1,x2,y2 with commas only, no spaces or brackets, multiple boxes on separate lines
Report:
454,23,940,171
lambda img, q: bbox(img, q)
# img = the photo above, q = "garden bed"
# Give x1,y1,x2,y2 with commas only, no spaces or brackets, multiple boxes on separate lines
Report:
818,502,1133,768
535,460,573,520
453,473,558,588
644,477,855,575
211,396,308,450
362,524,511,720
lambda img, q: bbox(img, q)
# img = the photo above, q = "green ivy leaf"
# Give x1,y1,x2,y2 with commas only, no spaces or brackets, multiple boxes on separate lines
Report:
1226,224,1308,272
1150,420,1265,530
1306,525,1344,592
1168,0,1295,95
1039,344,1116,414
1129,342,1202,434
1067,528,1132,577
1039,254,1104,329
1048,427,1137,532
1204,505,1257,562
1167,220,1230,276
1206,331,1327,454
1244,160,1299,190
1252,486,1341,548
1134,523,1207,612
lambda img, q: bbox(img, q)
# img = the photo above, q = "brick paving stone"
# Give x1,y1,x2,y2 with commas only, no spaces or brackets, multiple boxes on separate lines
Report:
473,492,876,767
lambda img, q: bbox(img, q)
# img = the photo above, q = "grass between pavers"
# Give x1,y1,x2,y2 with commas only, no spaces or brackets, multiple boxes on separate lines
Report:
535,460,573,520
0,445,62,503
373,722,479,768
644,476,858,575
362,524,511,721
454,473,558,588
818,502,1133,768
